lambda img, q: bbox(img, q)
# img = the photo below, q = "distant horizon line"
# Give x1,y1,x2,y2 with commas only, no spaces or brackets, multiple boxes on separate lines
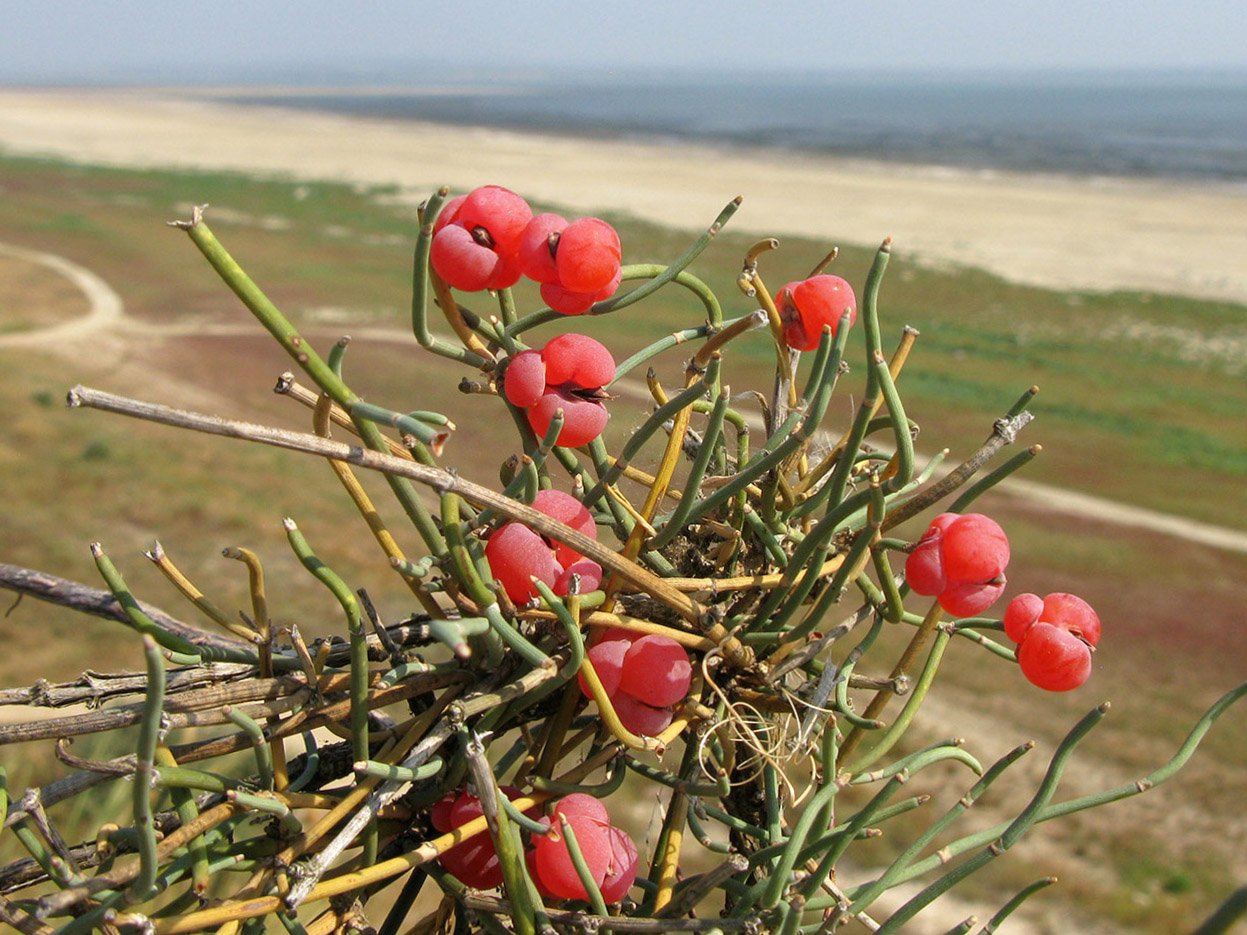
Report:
3,62,1246,89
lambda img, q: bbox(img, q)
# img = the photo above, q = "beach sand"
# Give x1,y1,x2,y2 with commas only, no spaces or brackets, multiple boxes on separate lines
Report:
1,86,1245,304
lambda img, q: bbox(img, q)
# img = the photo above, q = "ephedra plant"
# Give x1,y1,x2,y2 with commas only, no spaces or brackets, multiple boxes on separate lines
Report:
0,185,1243,934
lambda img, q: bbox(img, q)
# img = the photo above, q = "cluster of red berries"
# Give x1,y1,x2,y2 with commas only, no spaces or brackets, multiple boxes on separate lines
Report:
775,274,858,351
432,788,637,903
502,334,615,448
529,794,638,903
519,213,623,315
578,629,693,737
904,513,1102,691
431,785,537,889
904,513,1011,617
431,185,622,315
485,489,603,604
1004,592,1102,691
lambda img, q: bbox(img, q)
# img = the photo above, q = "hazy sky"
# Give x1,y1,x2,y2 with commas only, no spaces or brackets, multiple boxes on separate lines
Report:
1,0,1245,84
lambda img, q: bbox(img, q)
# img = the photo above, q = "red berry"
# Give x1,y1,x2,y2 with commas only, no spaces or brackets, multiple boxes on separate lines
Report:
1005,592,1100,691
435,786,531,890
531,489,595,567
429,185,532,292
458,185,533,256
903,536,945,596
599,826,639,904
938,577,1008,618
541,334,616,389
556,218,622,294
776,275,858,351
527,391,611,448
440,835,502,888
1016,622,1093,691
941,514,1010,584
502,349,547,409
578,638,631,698
553,794,611,825
618,635,692,707
510,334,615,448
431,223,503,292
484,491,602,604
1040,592,1101,646
905,513,1009,617
1003,592,1045,644
611,692,674,737
555,558,603,596
518,213,567,284
533,813,612,900
485,522,561,604
430,793,456,833
526,847,556,899
432,194,466,234
541,268,621,316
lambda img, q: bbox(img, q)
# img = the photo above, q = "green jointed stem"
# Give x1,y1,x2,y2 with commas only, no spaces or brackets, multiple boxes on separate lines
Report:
181,214,449,553
849,738,982,785
351,401,453,449
939,918,976,935
795,772,913,903
612,318,724,384
1002,703,1109,848
223,706,274,790
847,628,953,775
478,410,564,525
647,385,730,549
90,544,202,658
873,351,914,491
759,780,840,908
676,336,839,530
624,758,730,797
947,445,1042,514
127,635,165,903
284,734,322,795
440,491,498,607
496,286,519,328
606,196,741,313
980,877,1057,934
355,757,445,783
1006,384,1040,419
11,818,78,888
859,239,892,399
282,518,369,766
483,603,552,670
411,187,447,348
530,761,627,798
409,189,490,366
872,705,1107,933
179,215,357,407
774,519,877,645
558,815,611,917
327,335,350,378
847,741,1030,911
836,657,885,731
580,375,710,510
870,542,905,625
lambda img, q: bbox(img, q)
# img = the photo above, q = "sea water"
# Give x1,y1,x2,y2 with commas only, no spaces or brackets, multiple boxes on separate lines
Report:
224,69,1247,183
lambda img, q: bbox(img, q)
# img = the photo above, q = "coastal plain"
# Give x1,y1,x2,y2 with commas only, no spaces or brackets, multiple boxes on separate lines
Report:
0,86,1244,935
1,86,1246,304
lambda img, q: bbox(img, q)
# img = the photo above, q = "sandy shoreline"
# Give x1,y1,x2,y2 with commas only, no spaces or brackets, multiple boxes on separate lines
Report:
1,86,1245,304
